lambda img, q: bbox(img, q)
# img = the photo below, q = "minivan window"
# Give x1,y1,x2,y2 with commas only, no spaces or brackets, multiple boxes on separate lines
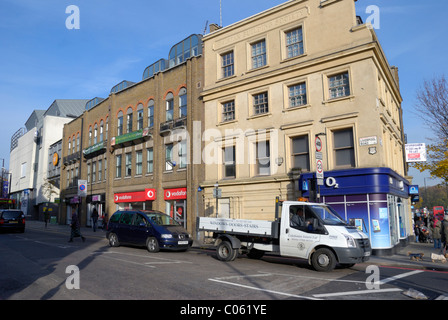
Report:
144,212,180,226
109,212,122,223
119,212,133,225
133,214,148,226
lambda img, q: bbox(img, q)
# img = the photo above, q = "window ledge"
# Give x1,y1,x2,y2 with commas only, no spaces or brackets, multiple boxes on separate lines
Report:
247,112,272,121
323,95,355,105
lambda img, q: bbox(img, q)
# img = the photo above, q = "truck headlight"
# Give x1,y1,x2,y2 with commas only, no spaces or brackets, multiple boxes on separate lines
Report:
161,234,173,239
343,234,357,248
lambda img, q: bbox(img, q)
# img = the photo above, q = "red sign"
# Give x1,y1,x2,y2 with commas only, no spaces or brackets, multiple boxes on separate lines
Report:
164,188,187,200
114,189,156,203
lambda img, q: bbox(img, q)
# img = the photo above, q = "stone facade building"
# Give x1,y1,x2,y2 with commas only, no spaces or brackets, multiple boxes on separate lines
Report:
200,0,410,253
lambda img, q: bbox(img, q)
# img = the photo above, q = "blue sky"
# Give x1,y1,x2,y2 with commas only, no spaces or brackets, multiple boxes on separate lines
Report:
0,0,447,187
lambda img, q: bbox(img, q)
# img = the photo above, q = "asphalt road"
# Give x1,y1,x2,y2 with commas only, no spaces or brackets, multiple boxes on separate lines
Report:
1,226,447,306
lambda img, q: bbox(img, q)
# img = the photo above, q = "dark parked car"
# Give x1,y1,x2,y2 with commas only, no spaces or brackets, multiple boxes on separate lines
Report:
106,210,193,252
0,210,25,233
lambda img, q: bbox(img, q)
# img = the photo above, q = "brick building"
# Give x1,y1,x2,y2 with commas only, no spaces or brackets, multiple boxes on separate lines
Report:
59,34,204,234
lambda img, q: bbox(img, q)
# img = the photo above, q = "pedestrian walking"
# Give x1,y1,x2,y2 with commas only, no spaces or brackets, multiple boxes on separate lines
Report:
91,208,99,232
69,208,85,243
441,215,448,254
415,216,424,243
431,218,442,250
44,210,50,228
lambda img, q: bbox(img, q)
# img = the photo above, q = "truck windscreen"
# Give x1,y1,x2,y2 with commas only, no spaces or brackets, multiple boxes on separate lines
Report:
310,205,347,226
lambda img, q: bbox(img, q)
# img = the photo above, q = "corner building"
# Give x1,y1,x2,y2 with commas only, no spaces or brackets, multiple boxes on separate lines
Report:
59,35,204,234
201,0,411,254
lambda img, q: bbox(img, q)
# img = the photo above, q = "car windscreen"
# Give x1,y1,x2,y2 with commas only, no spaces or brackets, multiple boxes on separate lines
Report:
144,212,180,226
1,211,23,219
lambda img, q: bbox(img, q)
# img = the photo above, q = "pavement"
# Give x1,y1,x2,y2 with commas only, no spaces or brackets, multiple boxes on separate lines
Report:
24,219,448,271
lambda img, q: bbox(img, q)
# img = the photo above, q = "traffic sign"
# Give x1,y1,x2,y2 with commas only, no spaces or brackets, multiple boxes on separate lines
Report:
315,136,322,152
316,159,324,179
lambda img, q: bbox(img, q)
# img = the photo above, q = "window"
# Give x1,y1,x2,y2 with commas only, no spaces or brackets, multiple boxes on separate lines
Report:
21,162,27,178
178,141,187,169
292,135,310,171
116,155,122,178
333,128,355,167
179,88,187,118
286,27,304,58
136,151,142,175
117,111,123,136
256,141,270,175
126,108,133,133
76,134,80,152
329,72,350,99
87,163,91,183
222,101,235,122
94,124,98,144
288,83,307,107
68,139,71,155
98,159,102,181
99,121,104,142
147,148,153,174
221,51,234,78
253,92,268,115
148,100,154,128
223,146,236,178
166,93,174,121
137,104,144,130
125,153,132,176
251,40,266,69
92,162,96,183
165,144,174,171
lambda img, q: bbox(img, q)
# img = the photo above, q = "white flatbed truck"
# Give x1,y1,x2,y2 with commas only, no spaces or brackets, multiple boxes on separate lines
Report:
197,198,371,272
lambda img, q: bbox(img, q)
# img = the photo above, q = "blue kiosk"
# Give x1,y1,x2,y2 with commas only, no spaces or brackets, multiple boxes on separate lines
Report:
299,167,412,255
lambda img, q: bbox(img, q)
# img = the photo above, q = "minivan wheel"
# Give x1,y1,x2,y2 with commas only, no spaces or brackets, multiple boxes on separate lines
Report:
146,237,160,253
109,233,120,247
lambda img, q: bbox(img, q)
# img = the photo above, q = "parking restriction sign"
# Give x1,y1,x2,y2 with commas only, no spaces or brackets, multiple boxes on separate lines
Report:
316,159,324,179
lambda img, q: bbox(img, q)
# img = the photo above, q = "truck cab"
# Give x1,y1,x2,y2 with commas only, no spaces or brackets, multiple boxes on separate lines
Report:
279,201,371,271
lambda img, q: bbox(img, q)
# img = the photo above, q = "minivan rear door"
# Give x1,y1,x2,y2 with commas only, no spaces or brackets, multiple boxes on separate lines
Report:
117,212,134,243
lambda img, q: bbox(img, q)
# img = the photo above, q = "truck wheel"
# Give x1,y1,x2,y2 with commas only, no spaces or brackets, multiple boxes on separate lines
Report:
146,237,160,253
247,249,264,259
217,241,236,261
311,248,336,272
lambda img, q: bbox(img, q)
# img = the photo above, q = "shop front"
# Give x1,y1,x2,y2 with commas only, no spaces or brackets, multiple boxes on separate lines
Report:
114,189,156,211
164,188,187,228
86,193,106,228
299,168,411,255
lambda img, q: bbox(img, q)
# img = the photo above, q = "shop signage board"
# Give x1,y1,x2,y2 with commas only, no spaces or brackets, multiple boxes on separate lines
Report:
164,188,187,200
114,189,156,203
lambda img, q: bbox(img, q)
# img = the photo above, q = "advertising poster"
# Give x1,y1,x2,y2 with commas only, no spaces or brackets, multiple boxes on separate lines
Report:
369,203,391,248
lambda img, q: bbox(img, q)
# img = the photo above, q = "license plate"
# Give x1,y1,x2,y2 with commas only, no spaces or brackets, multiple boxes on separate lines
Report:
178,241,189,245
364,251,371,256
8,221,18,224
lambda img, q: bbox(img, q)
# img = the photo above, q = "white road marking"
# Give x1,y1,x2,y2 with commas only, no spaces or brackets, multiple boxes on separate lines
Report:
209,278,321,300
313,288,402,298
378,270,424,285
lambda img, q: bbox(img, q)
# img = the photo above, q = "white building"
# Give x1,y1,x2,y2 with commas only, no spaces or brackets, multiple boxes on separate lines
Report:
9,100,87,218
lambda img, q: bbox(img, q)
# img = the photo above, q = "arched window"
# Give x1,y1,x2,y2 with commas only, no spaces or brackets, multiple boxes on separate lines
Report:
94,123,98,144
117,111,124,136
179,87,187,118
100,120,104,142
137,103,144,130
148,100,154,128
76,133,80,152
88,127,92,146
68,137,71,155
126,107,133,133
166,92,174,121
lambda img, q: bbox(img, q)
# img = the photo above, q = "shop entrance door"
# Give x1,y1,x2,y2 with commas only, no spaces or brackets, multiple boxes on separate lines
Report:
166,200,186,228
